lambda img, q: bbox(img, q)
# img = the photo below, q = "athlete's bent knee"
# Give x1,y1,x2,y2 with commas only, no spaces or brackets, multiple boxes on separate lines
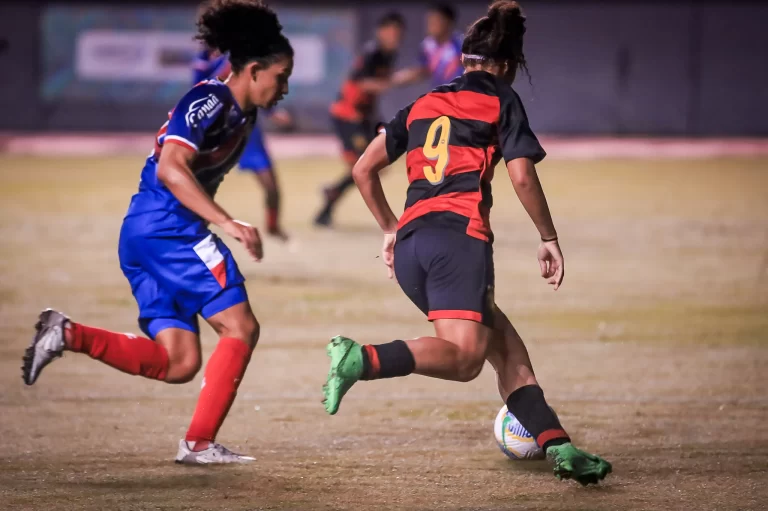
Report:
219,314,260,349
455,351,485,382
166,352,202,384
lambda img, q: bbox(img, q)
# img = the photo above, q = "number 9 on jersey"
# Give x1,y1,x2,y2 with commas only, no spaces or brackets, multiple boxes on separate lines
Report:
422,116,451,185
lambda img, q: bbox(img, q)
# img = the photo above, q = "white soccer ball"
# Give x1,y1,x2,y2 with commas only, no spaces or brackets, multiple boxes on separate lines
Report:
493,405,545,460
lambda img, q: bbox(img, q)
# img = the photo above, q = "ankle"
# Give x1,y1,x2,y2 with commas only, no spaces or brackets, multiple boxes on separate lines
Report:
187,440,212,452
63,321,74,350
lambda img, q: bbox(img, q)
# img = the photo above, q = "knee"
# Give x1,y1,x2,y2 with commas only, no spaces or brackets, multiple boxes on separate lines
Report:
166,351,202,384
217,314,260,350
455,349,486,382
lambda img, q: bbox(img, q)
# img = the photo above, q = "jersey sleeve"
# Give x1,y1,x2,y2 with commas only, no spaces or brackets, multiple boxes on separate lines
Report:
351,43,382,80
165,84,228,152
497,86,546,164
383,103,412,163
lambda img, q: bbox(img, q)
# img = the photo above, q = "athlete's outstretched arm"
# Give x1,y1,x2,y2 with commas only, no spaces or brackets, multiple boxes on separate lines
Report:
356,78,394,94
352,133,398,232
157,143,263,261
352,133,399,278
506,157,564,289
391,66,429,86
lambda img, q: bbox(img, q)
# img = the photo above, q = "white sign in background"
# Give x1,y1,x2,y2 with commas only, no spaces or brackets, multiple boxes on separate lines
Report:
75,30,324,84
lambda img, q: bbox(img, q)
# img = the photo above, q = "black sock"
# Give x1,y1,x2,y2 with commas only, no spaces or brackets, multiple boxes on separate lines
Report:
330,174,356,199
506,385,570,451
360,340,415,380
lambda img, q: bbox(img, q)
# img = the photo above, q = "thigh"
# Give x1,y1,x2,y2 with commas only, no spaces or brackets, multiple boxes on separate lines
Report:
421,228,496,327
333,118,370,165
394,232,429,316
123,221,248,325
239,124,273,172
119,227,199,339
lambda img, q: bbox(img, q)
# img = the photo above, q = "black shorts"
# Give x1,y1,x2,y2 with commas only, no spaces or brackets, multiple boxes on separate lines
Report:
331,117,376,164
394,227,496,327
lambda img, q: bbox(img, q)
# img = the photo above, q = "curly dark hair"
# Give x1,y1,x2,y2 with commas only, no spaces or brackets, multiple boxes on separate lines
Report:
461,1,528,76
196,0,293,72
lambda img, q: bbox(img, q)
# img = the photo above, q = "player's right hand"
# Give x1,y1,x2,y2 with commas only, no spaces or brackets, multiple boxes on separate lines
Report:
537,239,564,290
223,219,263,262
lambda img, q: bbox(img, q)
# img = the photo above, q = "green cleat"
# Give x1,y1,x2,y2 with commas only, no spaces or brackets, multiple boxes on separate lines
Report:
322,335,364,415
546,443,613,486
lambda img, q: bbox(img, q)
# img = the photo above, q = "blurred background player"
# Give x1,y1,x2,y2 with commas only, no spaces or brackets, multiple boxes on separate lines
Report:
194,42,293,240
314,12,405,227
22,0,293,464
392,3,464,88
322,0,612,486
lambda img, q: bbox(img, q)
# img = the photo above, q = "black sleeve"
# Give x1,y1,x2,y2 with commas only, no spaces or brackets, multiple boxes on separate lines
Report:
497,86,546,164
383,103,412,163
350,45,381,80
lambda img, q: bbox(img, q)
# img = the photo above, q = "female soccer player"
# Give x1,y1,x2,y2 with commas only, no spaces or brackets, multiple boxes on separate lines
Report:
22,0,293,464
322,1,613,486
314,12,405,227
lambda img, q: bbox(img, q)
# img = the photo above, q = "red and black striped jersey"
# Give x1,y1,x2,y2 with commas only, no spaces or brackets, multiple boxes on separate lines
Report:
330,41,397,123
384,71,545,243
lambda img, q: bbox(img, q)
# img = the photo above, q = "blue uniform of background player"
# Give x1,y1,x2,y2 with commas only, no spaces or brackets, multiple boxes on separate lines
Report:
391,3,464,88
193,48,291,239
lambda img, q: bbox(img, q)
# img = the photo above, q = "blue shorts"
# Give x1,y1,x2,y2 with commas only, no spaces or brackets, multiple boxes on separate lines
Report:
118,214,247,339
238,124,272,173
394,227,496,326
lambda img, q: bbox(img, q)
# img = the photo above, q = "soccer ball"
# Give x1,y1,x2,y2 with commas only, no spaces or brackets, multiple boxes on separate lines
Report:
493,405,545,460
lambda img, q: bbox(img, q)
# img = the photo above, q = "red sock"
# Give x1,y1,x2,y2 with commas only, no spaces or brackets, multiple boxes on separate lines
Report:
266,206,279,232
185,337,251,445
68,323,169,380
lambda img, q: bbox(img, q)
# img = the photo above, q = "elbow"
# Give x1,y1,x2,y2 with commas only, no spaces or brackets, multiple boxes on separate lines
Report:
510,173,533,190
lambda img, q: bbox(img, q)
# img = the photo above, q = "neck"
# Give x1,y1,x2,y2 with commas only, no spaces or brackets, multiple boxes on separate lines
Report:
225,73,255,112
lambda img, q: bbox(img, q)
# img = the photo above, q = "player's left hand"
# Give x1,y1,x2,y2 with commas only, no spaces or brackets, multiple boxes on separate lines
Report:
537,239,564,290
382,232,396,279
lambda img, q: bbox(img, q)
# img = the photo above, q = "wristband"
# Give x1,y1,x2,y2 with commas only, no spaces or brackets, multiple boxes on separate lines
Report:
541,236,558,242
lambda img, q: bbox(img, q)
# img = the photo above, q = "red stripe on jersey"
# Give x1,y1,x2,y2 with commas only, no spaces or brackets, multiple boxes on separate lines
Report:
407,91,500,127
405,145,489,183
398,192,490,242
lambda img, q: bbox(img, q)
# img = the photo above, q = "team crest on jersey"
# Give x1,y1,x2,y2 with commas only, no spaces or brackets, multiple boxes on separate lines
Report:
185,94,223,127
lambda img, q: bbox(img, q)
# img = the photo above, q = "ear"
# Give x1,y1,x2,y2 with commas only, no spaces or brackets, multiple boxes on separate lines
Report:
246,61,264,82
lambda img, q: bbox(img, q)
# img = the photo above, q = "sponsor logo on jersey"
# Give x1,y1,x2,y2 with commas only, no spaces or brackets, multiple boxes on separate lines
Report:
185,93,223,127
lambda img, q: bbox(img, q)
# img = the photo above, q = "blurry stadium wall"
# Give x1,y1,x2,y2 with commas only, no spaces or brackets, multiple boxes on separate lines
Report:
0,1,767,136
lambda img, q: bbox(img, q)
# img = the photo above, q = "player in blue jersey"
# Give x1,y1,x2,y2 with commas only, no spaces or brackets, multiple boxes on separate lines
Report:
392,3,464,88
194,45,293,240
22,0,293,464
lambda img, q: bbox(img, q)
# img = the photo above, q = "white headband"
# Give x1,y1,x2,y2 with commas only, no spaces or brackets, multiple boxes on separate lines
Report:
462,53,486,61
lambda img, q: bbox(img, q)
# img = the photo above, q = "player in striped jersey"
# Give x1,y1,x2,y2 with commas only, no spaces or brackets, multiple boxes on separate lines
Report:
314,12,405,227
322,1,612,486
22,0,293,464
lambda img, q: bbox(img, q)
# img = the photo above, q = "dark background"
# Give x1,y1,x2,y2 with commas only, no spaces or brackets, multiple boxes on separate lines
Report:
1,0,767,135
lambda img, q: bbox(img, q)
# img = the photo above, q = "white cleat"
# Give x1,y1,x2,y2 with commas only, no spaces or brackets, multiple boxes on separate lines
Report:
175,440,255,465
22,309,69,385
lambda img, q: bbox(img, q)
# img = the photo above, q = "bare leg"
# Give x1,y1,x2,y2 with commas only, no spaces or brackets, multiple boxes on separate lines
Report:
404,318,494,382
484,308,538,399
252,169,287,240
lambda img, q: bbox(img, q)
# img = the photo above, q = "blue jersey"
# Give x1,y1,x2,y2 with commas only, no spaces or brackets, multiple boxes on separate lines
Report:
192,49,230,84
420,34,464,87
126,79,257,224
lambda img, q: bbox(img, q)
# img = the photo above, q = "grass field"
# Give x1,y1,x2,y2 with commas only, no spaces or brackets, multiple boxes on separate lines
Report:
0,153,767,510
